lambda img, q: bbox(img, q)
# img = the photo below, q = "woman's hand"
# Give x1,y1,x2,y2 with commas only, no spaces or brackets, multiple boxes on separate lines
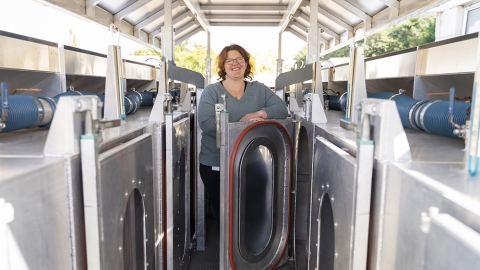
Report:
239,110,267,122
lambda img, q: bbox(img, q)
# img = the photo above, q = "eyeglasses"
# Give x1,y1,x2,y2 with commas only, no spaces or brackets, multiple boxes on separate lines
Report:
225,57,245,65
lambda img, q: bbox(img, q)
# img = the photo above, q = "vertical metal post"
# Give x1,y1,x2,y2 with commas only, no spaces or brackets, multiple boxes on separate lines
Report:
277,33,283,77
343,45,367,128
206,32,212,86
219,109,230,270
104,44,126,121
162,0,174,62
165,112,174,270
195,89,206,251
307,0,319,64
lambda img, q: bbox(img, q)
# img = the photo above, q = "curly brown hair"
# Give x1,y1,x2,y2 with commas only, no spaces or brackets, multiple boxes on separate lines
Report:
216,44,254,81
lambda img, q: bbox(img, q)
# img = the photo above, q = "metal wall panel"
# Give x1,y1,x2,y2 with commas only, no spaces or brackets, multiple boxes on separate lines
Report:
0,156,85,270
97,134,156,269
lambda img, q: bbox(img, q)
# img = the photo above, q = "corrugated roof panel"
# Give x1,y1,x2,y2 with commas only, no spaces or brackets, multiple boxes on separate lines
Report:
124,0,166,25
346,0,389,16
98,0,138,15
319,1,362,26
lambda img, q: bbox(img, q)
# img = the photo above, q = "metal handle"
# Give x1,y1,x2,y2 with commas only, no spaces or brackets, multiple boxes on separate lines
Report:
215,103,224,148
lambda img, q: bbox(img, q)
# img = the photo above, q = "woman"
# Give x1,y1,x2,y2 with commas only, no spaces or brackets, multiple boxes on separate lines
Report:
198,44,288,230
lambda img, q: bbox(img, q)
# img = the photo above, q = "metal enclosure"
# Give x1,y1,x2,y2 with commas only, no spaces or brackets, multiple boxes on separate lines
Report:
290,112,315,270
219,119,293,269
165,111,192,270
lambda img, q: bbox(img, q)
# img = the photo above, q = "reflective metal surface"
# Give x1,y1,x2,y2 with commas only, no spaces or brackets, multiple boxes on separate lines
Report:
220,119,293,269
165,112,192,269
0,156,85,270
291,113,315,270
96,133,155,269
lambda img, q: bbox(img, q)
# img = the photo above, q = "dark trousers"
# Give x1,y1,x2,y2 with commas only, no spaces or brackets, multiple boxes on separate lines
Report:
199,164,221,232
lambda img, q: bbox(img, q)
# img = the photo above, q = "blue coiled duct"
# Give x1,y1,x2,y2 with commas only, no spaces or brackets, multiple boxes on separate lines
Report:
367,92,396,99
0,95,41,133
328,95,343,111
418,100,471,138
125,92,141,114
390,94,424,130
137,91,155,106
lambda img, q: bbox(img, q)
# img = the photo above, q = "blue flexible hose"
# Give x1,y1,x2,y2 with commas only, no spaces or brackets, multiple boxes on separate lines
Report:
0,95,41,133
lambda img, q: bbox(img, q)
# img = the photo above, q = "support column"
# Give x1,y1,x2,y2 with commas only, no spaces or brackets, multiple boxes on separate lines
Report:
307,0,319,64
206,31,211,86
162,0,175,62
277,33,283,77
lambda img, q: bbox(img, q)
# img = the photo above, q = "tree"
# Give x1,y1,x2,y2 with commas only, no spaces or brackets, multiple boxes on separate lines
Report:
131,39,216,77
132,47,162,58
292,46,307,69
365,18,435,57
174,39,216,76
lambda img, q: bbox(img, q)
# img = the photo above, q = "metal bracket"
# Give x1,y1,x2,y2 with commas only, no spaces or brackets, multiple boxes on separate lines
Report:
44,96,103,157
215,94,227,148
359,98,411,162
149,93,173,123
304,93,327,124
180,90,193,112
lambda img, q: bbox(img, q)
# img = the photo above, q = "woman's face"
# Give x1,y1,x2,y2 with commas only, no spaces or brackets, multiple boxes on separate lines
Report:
223,50,247,81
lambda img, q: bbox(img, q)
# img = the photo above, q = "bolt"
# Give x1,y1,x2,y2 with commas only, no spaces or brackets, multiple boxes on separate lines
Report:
372,106,377,113
321,185,324,189
331,196,334,202
76,102,82,108
125,192,128,196
334,222,338,228
119,247,122,251
326,184,329,188
120,217,123,221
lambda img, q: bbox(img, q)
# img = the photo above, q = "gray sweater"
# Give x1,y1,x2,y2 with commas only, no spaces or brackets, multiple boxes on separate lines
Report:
198,81,288,167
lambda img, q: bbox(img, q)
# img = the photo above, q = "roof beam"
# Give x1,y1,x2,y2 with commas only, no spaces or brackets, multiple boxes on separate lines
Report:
175,20,197,36
287,27,307,42
182,0,210,32
318,7,353,32
210,22,280,27
175,26,202,45
205,14,282,21
279,0,305,33
292,22,328,44
134,1,180,31
114,0,152,22
200,4,287,11
148,11,193,38
297,12,339,40
332,0,371,22
377,0,399,9
86,0,102,8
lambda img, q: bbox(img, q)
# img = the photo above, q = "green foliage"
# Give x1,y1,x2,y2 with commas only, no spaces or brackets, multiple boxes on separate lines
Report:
131,39,216,76
175,39,217,76
292,46,307,69
132,47,162,57
365,18,435,57
319,45,350,61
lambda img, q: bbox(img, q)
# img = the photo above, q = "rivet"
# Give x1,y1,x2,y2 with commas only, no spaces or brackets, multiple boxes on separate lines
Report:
125,192,128,196
331,197,334,202
119,247,122,251
326,184,330,188
120,217,123,221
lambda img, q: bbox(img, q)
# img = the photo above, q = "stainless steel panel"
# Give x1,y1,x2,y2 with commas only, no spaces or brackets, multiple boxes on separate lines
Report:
97,134,156,269
309,136,357,270
0,156,85,270
166,114,192,269
195,89,206,251
63,46,107,77
365,50,417,79
125,61,156,80
424,213,480,270
0,33,58,72
291,113,315,270
416,37,478,76
221,119,293,269
369,162,480,270
332,64,349,82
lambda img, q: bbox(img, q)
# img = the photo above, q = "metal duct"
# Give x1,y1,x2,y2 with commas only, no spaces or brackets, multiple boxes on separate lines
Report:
325,92,471,139
0,91,155,133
